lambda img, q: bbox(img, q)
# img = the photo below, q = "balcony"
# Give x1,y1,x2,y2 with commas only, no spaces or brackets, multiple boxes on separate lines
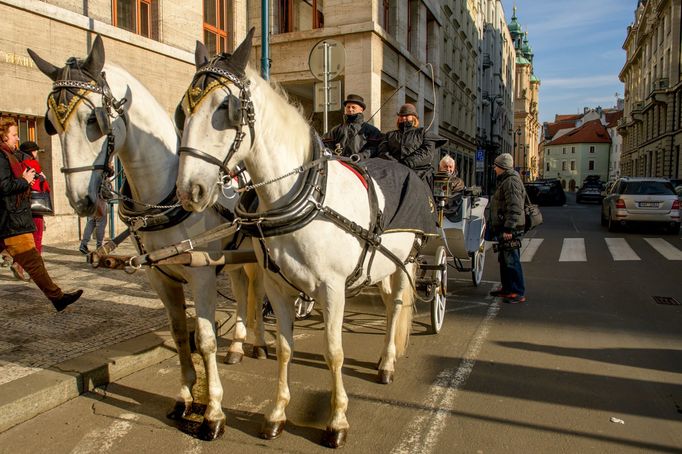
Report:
631,101,644,112
653,78,669,90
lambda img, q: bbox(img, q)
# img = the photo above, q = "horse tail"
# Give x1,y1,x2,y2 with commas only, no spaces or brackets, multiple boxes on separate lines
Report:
394,264,415,358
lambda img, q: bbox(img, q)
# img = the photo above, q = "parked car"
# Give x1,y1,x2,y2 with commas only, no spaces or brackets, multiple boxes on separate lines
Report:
601,177,680,233
576,181,605,203
524,179,566,206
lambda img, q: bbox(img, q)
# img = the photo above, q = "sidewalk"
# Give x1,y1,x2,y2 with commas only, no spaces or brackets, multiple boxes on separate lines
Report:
0,240,237,433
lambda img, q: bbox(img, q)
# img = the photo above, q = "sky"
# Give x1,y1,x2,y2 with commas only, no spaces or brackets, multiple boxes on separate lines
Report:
500,0,636,124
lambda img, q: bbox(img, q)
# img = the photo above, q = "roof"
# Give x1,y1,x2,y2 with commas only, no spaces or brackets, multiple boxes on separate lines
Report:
605,110,623,128
516,55,531,65
555,114,582,122
546,119,612,146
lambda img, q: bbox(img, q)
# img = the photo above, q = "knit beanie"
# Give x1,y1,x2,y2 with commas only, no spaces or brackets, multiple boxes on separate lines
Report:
494,153,513,170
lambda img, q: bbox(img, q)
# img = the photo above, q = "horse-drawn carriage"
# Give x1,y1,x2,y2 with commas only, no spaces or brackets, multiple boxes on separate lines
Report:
28,30,487,448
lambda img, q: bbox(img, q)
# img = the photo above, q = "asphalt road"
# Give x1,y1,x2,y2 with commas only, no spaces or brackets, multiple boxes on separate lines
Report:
0,194,680,453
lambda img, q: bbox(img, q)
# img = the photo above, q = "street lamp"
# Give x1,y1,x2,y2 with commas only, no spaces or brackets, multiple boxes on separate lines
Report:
513,127,522,171
482,93,505,194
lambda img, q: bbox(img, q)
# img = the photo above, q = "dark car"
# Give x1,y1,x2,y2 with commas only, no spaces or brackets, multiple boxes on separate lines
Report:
576,181,605,203
524,179,566,206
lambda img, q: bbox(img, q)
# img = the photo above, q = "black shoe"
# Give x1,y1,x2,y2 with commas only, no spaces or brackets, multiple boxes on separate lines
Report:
489,288,509,297
79,244,89,255
51,289,83,312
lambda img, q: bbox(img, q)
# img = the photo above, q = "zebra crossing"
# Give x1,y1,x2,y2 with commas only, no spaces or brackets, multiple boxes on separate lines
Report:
514,237,682,262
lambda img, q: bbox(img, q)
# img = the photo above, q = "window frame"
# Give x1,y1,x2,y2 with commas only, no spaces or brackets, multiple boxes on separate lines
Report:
203,0,230,54
277,0,323,34
112,0,153,38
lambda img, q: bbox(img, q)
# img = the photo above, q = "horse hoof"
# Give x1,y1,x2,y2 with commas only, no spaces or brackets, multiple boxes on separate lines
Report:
321,427,348,448
197,417,225,441
251,346,268,360
224,351,244,364
259,420,286,440
166,401,192,420
377,369,394,384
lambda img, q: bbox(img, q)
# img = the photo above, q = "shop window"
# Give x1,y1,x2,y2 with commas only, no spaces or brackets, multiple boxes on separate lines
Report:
204,0,232,55
277,0,324,34
113,0,158,39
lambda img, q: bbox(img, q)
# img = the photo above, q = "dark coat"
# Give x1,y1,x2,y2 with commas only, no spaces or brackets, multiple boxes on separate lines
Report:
323,115,383,159
0,150,35,240
378,126,442,187
489,169,525,234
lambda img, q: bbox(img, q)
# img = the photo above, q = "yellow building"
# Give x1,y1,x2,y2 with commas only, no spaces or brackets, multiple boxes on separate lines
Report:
507,7,540,181
618,0,682,179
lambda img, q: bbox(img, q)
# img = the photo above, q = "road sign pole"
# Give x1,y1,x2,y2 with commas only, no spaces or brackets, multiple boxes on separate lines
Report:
323,42,330,134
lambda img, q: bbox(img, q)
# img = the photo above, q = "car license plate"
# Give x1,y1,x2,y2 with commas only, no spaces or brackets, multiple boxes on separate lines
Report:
639,202,659,208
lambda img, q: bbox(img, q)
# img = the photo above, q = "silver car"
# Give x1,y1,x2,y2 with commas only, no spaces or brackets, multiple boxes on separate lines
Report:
601,177,680,233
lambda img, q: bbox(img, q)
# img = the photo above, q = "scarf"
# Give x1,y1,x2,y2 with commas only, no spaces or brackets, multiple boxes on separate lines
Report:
1,142,30,206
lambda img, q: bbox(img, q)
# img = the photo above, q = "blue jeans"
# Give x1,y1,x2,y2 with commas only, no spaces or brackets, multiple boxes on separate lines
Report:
498,246,525,295
81,215,107,248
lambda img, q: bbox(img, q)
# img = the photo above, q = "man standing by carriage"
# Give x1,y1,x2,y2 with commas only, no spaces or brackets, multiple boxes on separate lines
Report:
322,94,383,160
489,153,526,304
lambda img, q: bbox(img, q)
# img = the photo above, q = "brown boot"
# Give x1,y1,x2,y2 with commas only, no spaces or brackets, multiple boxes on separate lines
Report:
51,289,83,312
12,249,63,301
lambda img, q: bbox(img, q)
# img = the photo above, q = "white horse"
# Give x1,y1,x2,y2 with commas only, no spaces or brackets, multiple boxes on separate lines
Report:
28,36,268,440
175,29,426,448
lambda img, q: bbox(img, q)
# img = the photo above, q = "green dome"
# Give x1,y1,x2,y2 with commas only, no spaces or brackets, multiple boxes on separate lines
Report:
508,6,523,38
516,55,531,66
522,32,533,57
530,73,540,83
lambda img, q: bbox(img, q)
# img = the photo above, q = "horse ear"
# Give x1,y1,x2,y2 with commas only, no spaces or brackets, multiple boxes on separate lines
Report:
27,48,60,81
82,34,105,77
195,41,210,68
231,27,255,73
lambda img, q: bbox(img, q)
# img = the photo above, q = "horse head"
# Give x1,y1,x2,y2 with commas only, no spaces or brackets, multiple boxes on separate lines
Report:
28,35,127,217
176,28,255,212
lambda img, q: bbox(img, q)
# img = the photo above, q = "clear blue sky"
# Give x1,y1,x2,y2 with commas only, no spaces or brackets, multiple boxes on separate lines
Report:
500,0,635,124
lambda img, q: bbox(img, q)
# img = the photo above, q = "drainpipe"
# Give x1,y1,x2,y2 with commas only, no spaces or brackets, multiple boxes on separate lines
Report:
261,0,270,81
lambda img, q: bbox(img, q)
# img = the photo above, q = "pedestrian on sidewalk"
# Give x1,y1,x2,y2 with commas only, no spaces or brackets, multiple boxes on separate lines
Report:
79,197,108,254
18,141,50,253
0,118,83,311
488,152,526,304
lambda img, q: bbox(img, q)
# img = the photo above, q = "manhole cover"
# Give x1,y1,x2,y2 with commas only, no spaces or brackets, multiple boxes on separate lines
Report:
653,296,680,305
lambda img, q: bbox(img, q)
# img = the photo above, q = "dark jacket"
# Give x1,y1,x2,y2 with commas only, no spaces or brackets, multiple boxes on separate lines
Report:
0,150,35,240
323,114,383,159
490,169,525,234
378,126,442,187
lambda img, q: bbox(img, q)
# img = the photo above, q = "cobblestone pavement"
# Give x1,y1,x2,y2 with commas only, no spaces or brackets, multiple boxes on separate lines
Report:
0,240,235,387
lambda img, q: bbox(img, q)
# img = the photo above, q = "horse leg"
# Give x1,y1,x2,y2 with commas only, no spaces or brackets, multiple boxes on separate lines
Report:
146,272,196,420
259,278,295,440
190,269,226,440
319,283,350,448
225,267,247,364
377,266,415,385
246,264,268,359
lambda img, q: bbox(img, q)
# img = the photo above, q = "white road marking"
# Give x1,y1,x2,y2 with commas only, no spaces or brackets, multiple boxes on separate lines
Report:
390,301,500,454
644,238,682,260
605,238,641,261
71,413,138,454
559,238,587,261
520,238,544,262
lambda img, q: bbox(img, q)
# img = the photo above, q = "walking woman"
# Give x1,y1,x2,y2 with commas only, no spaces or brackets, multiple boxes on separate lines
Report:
0,118,83,311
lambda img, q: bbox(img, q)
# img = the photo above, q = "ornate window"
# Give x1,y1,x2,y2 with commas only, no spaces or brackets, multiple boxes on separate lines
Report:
112,0,157,39
204,0,232,54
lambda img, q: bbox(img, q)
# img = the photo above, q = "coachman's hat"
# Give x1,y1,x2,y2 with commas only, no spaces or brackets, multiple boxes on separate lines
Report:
343,94,366,110
397,103,418,117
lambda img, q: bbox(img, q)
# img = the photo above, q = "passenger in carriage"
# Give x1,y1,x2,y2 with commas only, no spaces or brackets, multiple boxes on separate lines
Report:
0,118,83,311
377,103,444,190
322,94,383,161
437,155,466,222
438,155,465,194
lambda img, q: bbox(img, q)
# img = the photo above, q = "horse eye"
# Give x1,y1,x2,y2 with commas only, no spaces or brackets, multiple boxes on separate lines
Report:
86,114,97,124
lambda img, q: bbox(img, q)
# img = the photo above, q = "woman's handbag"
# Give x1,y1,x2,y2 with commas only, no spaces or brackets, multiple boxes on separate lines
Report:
30,190,53,215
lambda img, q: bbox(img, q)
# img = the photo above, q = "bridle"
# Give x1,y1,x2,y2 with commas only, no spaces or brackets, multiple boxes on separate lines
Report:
47,71,127,177
177,64,255,177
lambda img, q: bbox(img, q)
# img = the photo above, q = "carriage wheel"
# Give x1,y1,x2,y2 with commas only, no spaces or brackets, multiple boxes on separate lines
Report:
430,246,447,334
470,246,485,287
294,295,315,320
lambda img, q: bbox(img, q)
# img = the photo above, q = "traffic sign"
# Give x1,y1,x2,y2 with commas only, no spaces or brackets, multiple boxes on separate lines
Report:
308,40,345,81
314,80,342,112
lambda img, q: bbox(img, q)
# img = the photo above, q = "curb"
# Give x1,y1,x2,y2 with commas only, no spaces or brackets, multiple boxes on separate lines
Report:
0,308,235,434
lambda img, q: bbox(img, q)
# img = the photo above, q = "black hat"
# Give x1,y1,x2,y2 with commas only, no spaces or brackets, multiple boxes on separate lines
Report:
19,141,42,153
343,94,366,110
397,103,418,117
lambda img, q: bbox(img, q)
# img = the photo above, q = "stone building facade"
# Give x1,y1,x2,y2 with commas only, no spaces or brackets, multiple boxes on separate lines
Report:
618,0,682,179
